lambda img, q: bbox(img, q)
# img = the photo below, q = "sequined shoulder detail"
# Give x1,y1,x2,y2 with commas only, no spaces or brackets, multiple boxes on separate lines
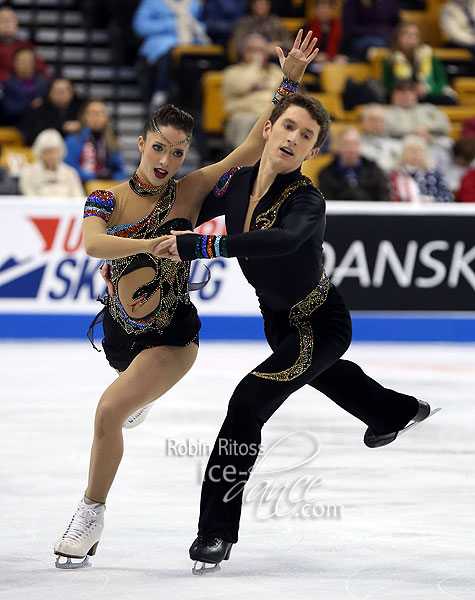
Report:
84,190,116,223
213,167,243,197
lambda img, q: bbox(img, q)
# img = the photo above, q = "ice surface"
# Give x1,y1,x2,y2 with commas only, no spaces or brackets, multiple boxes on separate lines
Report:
0,341,474,600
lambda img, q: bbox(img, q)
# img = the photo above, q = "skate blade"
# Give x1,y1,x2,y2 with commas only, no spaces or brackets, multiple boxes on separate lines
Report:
122,402,154,429
399,407,441,436
55,555,91,569
192,561,221,575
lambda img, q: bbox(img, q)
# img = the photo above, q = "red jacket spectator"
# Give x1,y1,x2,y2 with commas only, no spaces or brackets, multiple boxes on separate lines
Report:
459,168,475,201
306,0,342,59
0,6,50,82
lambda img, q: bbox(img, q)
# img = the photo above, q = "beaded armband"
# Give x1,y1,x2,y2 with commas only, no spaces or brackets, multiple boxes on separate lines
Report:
195,235,229,259
272,77,300,105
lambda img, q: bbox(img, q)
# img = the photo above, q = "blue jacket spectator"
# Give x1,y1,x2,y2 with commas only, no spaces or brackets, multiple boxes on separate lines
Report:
2,47,49,125
202,0,246,45
64,99,126,182
133,0,209,64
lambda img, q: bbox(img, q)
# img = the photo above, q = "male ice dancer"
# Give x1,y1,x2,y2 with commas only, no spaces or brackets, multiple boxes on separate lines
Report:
155,94,435,573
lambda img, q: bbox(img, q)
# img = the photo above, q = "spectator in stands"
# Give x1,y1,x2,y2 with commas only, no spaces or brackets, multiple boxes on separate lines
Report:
440,0,475,57
0,5,50,83
1,47,49,127
305,0,347,70
442,137,475,193
0,142,19,195
203,0,246,46
19,129,84,197
318,126,390,200
384,80,452,138
64,99,126,182
133,0,210,107
383,22,458,105
223,33,282,148
390,135,454,202
459,165,475,200
231,0,292,59
342,0,400,61
20,78,82,146
360,103,401,172
384,79,453,171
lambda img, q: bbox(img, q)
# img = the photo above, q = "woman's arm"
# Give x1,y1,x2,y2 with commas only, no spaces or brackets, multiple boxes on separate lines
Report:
179,30,320,219
82,191,163,259
83,216,163,259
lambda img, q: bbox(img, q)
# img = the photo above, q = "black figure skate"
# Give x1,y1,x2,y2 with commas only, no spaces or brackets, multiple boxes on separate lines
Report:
364,400,441,448
189,535,233,575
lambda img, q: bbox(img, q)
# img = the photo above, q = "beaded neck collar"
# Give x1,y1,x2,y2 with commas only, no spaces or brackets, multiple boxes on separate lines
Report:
129,171,169,197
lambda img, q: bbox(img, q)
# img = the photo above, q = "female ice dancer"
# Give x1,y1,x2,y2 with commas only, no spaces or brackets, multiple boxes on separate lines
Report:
53,30,320,569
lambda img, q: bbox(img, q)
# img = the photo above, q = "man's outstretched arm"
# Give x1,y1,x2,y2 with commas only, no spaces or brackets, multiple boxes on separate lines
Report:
154,191,325,261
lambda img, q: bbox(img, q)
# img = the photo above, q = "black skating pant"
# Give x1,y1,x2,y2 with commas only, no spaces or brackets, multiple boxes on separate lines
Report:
197,286,419,543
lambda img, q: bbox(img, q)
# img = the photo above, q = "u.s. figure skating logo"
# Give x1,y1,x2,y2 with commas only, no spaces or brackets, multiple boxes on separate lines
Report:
0,206,105,310
0,203,256,321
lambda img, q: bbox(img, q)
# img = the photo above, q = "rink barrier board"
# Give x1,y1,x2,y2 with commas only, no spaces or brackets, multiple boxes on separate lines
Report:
0,313,474,342
1,199,475,341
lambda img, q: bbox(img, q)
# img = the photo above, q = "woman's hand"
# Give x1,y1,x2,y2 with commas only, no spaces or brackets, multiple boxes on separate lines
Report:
152,230,193,262
99,262,115,296
276,29,319,82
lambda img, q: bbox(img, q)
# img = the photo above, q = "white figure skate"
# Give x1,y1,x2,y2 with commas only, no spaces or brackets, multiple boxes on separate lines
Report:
122,401,155,429
54,499,105,569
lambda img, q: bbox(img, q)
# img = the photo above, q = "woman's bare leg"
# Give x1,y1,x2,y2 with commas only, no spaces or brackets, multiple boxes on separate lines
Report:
85,343,198,503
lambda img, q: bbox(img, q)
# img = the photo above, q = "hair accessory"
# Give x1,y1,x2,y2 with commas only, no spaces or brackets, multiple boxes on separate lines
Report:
151,116,192,147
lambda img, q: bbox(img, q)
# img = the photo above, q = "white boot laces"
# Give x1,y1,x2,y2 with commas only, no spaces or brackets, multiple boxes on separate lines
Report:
125,407,146,424
62,504,99,544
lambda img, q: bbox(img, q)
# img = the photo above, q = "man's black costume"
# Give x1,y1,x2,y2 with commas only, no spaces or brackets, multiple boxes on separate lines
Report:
177,163,426,556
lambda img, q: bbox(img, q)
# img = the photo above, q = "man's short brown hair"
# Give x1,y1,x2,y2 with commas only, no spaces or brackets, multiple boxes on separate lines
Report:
268,94,330,148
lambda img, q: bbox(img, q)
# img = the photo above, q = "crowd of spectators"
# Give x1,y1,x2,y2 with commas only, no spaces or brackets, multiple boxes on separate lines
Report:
0,0,474,201
0,4,126,197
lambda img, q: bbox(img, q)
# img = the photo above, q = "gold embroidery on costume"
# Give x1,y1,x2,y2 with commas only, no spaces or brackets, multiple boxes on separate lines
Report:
254,177,313,230
251,270,330,381
107,180,191,335
250,176,329,381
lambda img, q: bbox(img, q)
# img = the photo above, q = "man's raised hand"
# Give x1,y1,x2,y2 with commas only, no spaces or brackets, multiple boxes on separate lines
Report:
277,29,319,82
